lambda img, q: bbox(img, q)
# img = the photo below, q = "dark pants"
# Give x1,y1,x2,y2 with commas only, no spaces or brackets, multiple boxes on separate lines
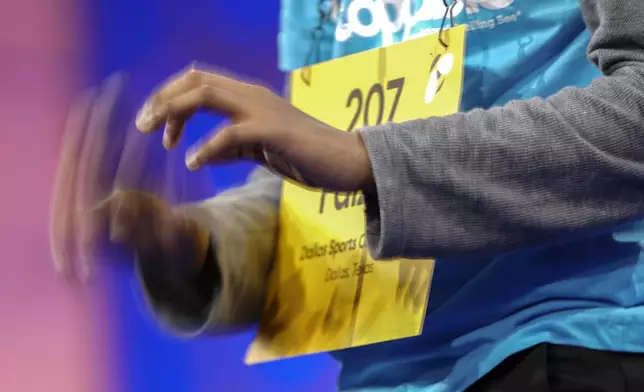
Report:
467,344,644,392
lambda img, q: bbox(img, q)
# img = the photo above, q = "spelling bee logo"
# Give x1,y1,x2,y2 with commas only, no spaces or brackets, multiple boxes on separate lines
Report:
334,0,515,43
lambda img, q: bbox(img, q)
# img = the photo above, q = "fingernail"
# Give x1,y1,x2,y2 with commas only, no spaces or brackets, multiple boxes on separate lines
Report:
52,255,67,276
185,153,200,171
162,130,172,150
135,102,155,132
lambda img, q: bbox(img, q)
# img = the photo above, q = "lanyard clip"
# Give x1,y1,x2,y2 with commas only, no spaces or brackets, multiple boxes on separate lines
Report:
439,0,458,48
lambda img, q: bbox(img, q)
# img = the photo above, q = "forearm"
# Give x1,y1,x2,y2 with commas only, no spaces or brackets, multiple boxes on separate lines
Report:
138,167,283,335
358,0,644,260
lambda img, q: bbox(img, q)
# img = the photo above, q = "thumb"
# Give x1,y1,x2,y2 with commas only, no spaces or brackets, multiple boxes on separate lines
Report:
108,190,140,244
89,190,139,245
94,189,166,246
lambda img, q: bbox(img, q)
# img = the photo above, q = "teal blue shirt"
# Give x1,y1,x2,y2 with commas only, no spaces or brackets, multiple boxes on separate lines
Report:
278,1,644,391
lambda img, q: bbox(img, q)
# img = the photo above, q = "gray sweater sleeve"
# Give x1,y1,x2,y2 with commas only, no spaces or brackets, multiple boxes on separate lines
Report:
137,167,282,335
357,0,644,260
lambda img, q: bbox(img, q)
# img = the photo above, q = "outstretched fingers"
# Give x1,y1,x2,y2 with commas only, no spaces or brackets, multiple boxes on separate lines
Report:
135,69,248,135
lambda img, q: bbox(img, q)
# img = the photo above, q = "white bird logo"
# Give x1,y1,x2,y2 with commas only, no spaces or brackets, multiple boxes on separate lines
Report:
424,52,454,104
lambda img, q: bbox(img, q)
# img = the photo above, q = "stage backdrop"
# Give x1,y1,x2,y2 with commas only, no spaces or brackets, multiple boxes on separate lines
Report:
88,0,339,391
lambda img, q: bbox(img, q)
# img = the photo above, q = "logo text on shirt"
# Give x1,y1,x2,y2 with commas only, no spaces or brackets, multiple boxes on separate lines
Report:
334,0,518,43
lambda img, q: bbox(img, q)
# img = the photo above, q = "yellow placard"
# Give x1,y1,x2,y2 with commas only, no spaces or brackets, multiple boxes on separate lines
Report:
246,26,466,364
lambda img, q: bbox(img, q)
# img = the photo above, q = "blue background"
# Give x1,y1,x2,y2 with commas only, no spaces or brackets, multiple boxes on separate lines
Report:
88,0,339,391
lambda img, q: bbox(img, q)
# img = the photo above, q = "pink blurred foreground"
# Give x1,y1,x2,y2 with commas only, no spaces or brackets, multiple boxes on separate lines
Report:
0,0,113,391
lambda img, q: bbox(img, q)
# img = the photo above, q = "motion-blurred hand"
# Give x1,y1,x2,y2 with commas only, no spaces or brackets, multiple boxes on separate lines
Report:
50,74,209,282
135,65,374,192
